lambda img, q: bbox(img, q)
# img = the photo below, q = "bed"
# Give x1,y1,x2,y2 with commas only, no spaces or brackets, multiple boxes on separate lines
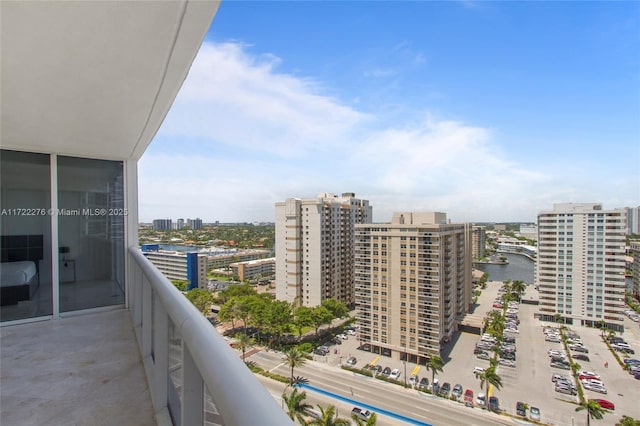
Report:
1,235,43,306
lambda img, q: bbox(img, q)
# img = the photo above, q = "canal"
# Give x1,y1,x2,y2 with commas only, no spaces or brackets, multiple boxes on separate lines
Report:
475,253,535,285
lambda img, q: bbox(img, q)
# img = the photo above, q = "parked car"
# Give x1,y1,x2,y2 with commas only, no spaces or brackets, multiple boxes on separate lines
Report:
530,406,540,421
438,382,451,397
546,336,561,343
488,396,500,412
389,368,401,380
463,389,474,407
409,375,418,386
551,361,570,370
579,371,601,379
623,358,640,365
477,352,491,360
591,399,615,410
476,393,486,407
583,382,607,394
516,401,526,416
351,407,373,421
473,367,485,375
337,333,348,340
572,346,589,354
548,349,564,357
314,348,328,356
555,383,577,395
382,367,391,377
499,359,516,368
452,384,463,399
573,354,590,362
552,374,570,383
418,377,429,390
372,365,382,375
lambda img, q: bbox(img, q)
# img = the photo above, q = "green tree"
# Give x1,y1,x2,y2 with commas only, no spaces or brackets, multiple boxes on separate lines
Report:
282,388,313,424
308,404,351,426
310,306,334,336
264,300,293,346
616,415,640,426
425,355,444,389
511,280,526,301
185,288,215,315
216,283,257,304
476,366,503,409
283,348,307,384
293,306,314,340
234,332,254,362
171,279,189,291
321,299,349,319
575,399,608,426
218,297,241,330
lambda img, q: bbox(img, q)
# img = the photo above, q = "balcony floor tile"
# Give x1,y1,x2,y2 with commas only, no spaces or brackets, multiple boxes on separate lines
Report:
1,309,155,426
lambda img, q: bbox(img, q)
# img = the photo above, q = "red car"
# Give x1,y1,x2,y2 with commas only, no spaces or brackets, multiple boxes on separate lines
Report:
579,374,599,381
463,389,474,407
591,399,615,410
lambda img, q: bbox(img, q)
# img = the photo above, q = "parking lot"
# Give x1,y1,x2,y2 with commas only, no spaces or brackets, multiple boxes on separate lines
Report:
314,280,640,425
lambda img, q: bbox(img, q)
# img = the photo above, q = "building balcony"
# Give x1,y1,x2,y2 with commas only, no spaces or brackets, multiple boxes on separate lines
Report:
1,249,292,426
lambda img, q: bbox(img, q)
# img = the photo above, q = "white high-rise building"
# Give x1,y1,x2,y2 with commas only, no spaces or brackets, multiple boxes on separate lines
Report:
623,206,640,235
275,192,372,307
537,203,627,331
354,212,472,361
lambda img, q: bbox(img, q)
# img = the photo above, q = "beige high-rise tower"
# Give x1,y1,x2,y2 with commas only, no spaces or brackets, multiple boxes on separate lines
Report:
537,203,627,331
275,192,372,307
354,212,472,362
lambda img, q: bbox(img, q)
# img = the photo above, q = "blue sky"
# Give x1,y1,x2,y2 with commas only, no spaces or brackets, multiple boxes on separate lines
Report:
140,1,640,223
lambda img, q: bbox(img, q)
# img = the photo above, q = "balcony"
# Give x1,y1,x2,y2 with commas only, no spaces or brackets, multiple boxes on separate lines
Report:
1,249,292,426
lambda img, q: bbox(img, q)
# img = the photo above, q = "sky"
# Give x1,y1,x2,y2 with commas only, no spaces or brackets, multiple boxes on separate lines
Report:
139,1,640,224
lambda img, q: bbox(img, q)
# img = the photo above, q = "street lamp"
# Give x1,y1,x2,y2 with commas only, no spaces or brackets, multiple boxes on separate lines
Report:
403,359,407,387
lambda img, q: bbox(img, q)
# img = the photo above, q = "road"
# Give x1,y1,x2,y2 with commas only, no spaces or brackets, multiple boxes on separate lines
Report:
249,350,518,426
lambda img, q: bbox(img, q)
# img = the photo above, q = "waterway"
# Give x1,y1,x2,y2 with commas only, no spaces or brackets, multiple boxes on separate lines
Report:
475,253,535,285
475,253,634,290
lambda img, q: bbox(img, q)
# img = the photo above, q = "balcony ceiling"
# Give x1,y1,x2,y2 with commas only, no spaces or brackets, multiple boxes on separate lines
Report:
1,0,219,161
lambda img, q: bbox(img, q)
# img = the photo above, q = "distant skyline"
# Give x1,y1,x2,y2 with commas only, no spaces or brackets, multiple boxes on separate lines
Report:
140,1,640,224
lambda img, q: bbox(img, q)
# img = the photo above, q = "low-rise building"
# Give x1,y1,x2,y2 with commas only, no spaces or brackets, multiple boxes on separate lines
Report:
230,257,276,282
141,244,208,289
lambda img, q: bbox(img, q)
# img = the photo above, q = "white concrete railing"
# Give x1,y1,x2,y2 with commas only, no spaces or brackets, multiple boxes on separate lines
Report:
129,248,293,426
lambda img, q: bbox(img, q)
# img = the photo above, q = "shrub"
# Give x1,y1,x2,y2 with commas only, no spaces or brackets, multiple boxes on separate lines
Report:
297,342,313,353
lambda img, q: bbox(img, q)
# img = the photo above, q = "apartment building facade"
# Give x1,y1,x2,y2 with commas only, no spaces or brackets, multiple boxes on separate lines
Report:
354,212,472,362
230,257,276,281
631,241,640,298
537,203,627,331
141,245,208,289
275,192,372,307
472,226,486,259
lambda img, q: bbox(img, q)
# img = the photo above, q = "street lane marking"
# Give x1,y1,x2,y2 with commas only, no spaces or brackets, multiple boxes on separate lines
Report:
411,365,421,376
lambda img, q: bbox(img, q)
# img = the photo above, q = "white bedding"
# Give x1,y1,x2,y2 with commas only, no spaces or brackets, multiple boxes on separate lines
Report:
1,261,37,287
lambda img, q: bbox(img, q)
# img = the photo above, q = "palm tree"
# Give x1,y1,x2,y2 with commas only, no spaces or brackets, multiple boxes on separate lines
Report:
351,411,378,426
234,332,254,362
616,415,640,426
282,388,313,424
425,355,444,391
511,280,526,301
521,402,530,418
476,366,503,409
308,404,351,426
576,399,608,426
283,348,307,384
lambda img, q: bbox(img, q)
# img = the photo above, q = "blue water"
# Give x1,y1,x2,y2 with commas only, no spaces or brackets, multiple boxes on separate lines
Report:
476,253,535,284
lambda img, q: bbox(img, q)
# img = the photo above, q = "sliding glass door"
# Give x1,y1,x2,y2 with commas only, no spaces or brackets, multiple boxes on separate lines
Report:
0,150,52,321
57,156,125,312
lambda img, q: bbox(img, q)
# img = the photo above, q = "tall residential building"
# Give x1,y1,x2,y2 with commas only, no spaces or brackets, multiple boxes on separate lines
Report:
153,218,173,231
623,206,640,235
275,192,372,307
176,218,185,229
472,226,486,259
188,217,203,230
354,212,472,362
537,203,627,331
631,241,640,298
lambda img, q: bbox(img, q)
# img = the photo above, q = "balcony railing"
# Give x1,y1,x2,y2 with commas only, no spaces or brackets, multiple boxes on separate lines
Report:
129,248,292,426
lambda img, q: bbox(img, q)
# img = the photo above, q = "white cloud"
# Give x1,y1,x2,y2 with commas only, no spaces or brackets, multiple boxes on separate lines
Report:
139,41,637,224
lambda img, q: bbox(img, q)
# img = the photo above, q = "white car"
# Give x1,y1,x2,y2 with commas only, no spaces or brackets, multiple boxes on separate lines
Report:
337,334,348,340
548,349,564,357
346,329,356,335
389,369,401,380
473,367,485,375
583,382,607,394
476,393,486,406
499,359,516,368
581,378,605,387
